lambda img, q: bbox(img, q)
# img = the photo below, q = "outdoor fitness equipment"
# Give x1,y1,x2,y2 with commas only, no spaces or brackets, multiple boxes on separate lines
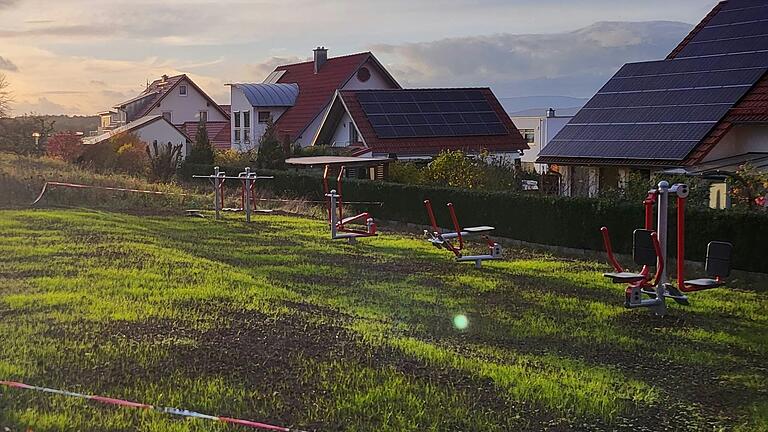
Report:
423,199,502,268
322,165,377,244
193,166,273,221
601,181,733,315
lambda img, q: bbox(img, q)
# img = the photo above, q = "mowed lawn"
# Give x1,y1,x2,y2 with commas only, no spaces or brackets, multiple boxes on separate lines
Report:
0,209,766,431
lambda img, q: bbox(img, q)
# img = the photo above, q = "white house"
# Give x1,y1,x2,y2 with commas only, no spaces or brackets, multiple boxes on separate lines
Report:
83,115,189,155
227,83,298,152
96,74,231,152
509,108,575,173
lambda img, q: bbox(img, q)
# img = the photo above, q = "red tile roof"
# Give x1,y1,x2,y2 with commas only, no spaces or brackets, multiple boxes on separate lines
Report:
338,88,528,156
273,52,399,141
180,121,231,151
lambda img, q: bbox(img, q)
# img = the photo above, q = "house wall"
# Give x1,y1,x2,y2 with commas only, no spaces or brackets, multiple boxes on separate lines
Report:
702,124,768,162
297,59,399,147
230,86,289,152
327,112,362,147
135,120,189,157
510,115,571,173
146,78,227,125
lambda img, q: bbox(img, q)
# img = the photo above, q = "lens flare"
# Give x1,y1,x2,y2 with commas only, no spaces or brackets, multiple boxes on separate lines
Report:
453,314,469,330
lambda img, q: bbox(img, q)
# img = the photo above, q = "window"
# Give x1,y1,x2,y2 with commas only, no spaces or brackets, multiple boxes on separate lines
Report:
233,111,240,142
162,111,172,122
243,129,250,143
521,129,535,144
199,111,208,122
349,122,359,144
243,111,251,128
257,111,271,124
179,85,187,96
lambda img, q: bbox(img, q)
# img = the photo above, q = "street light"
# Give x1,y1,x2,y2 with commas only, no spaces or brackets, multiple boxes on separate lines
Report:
32,132,41,148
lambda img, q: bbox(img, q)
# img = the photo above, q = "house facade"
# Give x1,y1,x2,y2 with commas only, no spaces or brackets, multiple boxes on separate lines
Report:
509,108,574,173
95,74,231,153
537,0,768,197
229,47,401,151
311,88,528,160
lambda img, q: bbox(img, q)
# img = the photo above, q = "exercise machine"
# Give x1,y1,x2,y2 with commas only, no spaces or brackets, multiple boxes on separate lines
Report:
601,181,733,315
193,166,273,221
323,165,377,244
423,199,502,268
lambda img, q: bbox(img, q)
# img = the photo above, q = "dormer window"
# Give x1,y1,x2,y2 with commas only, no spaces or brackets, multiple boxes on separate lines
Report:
179,85,187,96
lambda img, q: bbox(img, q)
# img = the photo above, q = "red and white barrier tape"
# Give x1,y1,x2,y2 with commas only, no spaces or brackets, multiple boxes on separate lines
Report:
32,181,192,206
0,380,306,431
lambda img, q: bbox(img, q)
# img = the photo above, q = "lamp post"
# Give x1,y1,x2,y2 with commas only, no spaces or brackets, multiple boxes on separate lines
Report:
32,132,41,149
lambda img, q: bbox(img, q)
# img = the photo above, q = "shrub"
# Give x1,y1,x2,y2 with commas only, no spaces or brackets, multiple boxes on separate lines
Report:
731,163,768,210
146,140,183,182
46,132,83,162
80,132,148,175
214,149,252,168
389,161,425,185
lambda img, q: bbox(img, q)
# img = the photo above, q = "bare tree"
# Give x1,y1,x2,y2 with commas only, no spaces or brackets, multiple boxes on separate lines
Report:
0,73,12,118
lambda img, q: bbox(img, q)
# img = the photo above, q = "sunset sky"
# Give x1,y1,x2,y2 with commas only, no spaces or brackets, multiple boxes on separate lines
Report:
0,0,718,115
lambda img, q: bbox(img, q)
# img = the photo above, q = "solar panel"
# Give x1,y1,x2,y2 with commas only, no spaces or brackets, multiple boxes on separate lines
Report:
719,0,768,11
678,35,768,57
696,21,768,41
709,6,768,25
357,89,508,139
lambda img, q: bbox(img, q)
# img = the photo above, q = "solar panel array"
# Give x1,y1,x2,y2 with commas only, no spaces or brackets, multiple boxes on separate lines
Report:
539,0,768,162
356,90,508,139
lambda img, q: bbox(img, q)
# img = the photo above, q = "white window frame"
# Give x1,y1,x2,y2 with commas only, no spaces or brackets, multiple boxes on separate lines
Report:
179,85,188,96
257,111,271,124
199,111,208,123
233,111,241,142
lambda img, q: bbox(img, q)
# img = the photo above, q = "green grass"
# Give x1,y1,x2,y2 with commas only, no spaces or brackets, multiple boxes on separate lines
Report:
0,208,766,431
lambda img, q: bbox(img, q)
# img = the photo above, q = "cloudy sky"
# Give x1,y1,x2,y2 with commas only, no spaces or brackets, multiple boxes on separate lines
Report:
0,0,719,115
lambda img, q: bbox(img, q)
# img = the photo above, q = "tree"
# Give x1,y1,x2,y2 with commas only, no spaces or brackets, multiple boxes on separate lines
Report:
186,118,214,164
0,73,12,119
0,114,55,155
46,132,83,162
255,119,285,170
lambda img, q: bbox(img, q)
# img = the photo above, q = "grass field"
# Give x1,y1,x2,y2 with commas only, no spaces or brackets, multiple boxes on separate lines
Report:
0,207,766,431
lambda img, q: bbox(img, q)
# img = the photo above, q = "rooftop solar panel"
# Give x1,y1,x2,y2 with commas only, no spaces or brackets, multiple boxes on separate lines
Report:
708,6,768,25
695,20,768,42
356,89,508,139
719,0,768,11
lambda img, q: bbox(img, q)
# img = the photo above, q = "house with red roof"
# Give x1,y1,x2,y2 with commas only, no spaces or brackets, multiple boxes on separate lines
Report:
537,0,768,199
96,74,231,152
312,88,528,160
228,47,400,151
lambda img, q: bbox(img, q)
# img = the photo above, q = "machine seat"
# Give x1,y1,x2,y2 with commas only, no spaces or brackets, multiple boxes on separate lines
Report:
463,226,495,233
603,272,647,283
684,278,725,289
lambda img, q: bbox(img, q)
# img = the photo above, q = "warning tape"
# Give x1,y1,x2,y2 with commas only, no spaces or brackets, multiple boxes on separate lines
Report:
32,181,192,206
0,380,306,431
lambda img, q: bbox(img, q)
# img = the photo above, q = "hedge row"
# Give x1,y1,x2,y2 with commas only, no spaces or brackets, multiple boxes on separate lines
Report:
181,163,768,273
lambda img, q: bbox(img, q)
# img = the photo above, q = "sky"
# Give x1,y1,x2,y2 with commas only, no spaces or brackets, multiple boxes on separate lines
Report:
0,0,720,116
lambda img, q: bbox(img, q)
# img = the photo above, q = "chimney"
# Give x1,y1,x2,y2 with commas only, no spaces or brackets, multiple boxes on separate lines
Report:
161,74,169,82
313,47,328,74
546,107,556,118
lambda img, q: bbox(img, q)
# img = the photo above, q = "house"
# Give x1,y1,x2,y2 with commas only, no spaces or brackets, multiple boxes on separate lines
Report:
311,88,528,160
509,108,575,173
229,47,401,150
96,74,231,152
537,0,768,197
83,115,189,154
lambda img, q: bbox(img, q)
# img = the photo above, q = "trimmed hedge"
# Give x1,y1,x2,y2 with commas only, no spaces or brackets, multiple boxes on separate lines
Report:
181,163,768,273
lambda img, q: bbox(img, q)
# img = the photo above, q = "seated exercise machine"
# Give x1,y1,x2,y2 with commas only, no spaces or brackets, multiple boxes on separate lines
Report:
601,181,733,315
322,165,377,244
423,199,502,268
192,166,273,222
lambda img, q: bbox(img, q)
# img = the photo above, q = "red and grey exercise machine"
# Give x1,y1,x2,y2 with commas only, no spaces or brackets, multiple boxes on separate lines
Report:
323,165,377,244
193,166,273,222
601,181,733,315
423,199,502,268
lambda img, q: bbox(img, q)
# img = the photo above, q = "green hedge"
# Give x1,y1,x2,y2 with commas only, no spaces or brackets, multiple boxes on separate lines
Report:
181,163,768,273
